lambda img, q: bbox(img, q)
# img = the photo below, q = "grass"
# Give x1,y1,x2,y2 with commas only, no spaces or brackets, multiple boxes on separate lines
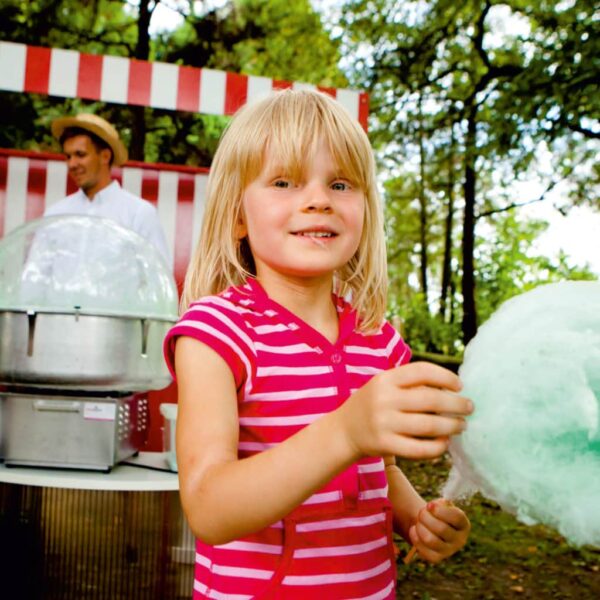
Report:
394,455,600,599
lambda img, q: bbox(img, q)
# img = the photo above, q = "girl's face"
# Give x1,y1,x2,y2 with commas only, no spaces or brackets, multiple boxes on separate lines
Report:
239,138,365,287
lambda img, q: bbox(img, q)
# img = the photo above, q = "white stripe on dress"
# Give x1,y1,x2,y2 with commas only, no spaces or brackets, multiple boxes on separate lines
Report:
347,580,396,600
214,540,282,555
251,323,291,334
282,558,390,586
239,413,325,427
385,330,402,355
256,365,331,377
357,461,384,474
296,512,386,533
194,580,252,600
293,536,387,559
302,491,342,505
238,441,278,452
344,345,387,357
248,387,337,403
359,488,389,501
210,563,273,581
255,341,321,355
346,365,381,375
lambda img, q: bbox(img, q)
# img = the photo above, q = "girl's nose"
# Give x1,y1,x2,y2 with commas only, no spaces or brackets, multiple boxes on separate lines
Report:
302,184,332,213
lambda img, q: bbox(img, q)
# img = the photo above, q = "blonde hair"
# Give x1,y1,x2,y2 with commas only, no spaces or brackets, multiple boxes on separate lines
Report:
181,89,387,332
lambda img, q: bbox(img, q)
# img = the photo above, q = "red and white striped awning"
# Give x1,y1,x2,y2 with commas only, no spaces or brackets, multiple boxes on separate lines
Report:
0,42,369,128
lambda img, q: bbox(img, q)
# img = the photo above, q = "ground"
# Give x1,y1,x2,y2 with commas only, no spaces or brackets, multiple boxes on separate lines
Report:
394,456,600,599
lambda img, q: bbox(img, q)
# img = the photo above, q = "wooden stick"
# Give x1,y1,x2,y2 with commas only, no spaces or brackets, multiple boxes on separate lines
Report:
403,545,418,564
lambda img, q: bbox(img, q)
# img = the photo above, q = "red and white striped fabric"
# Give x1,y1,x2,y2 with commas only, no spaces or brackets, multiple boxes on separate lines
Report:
164,278,411,599
0,148,208,291
0,42,369,130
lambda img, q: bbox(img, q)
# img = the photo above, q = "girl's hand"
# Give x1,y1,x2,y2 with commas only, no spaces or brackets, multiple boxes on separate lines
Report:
337,362,473,461
408,499,471,563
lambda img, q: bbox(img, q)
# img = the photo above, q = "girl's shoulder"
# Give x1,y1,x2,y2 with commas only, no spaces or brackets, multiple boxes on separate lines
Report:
177,280,280,342
164,283,259,384
183,281,264,324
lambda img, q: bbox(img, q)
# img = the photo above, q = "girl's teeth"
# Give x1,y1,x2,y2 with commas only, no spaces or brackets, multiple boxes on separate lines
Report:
302,232,333,237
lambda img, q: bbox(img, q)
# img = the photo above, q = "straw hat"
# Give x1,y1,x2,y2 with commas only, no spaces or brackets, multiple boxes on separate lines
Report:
51,113,128,166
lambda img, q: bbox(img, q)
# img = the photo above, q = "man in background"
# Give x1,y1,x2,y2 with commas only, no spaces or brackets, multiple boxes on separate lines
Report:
47,113,170,264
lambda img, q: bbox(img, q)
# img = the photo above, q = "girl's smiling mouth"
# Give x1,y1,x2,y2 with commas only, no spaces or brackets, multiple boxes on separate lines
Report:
291,227,338,238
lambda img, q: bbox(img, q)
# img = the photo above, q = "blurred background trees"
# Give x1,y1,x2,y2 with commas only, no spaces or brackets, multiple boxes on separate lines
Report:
0,0,597,354
336,0,598,348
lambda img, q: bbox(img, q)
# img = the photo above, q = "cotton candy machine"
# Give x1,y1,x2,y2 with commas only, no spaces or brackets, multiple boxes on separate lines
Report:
0,215,178,470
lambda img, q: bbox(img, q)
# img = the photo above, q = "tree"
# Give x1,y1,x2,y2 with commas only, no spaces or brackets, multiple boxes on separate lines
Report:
334,0,599,345
0,0,141,153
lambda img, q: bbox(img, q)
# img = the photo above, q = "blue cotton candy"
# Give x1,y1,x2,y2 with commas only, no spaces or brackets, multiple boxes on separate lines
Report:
444,281,600,547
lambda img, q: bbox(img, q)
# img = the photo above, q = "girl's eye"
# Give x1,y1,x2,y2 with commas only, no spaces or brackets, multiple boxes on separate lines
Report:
331,181,351,191
273,179,291,188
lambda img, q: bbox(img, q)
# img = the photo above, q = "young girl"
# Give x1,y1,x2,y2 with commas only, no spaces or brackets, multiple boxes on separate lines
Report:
164,89,473,600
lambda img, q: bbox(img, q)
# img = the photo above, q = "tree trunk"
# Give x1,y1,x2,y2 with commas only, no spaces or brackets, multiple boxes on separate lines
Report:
461,105,478,344
439,120,456,321
129,0,154,161
417,94,429,305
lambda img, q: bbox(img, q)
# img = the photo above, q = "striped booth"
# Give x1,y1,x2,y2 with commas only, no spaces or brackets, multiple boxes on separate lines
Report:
0,42,369,450
0,148,210,449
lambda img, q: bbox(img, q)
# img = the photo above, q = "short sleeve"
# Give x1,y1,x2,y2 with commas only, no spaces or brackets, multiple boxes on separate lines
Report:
163,296,253,390
381,320,412,368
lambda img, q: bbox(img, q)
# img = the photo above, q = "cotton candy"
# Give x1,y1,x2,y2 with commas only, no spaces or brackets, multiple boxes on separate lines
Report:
444,281,600,547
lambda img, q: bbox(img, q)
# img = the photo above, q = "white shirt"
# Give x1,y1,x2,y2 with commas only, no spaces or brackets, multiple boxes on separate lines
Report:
45,180,171,264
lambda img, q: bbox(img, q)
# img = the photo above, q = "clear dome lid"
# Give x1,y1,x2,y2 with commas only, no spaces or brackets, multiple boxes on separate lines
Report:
0,215,178,320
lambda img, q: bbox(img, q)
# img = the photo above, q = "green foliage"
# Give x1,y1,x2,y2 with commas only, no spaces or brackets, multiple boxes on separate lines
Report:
387,208,596,354
389,292,463,355
474,212,596,326
0,0,138,153
332,0,599,348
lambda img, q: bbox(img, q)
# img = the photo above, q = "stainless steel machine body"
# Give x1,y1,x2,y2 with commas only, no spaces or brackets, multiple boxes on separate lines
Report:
0,310,173,391
0,389,149,471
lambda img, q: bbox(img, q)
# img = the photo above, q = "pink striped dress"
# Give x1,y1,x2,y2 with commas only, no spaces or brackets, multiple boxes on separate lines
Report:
164,278,411,599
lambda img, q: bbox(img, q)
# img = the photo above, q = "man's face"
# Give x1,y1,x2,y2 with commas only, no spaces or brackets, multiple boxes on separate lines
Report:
63,134,111,194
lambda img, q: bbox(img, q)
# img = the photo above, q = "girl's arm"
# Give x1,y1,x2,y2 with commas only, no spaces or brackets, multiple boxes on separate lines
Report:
176,337,472,545
384,456,426,541
385,456,471,562
176,336,359,545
